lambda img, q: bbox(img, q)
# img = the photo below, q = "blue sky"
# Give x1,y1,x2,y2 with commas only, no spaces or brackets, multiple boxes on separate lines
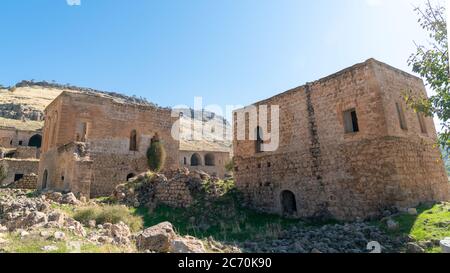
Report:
0,0,440,113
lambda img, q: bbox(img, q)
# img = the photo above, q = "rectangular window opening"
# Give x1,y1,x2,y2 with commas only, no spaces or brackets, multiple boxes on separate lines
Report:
417,112,427,134
396,103,408,130
344,109,359,133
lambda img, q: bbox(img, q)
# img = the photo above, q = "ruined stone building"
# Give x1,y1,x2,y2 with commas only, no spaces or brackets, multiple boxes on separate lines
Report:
0,121,42,188
37,91,179,198
233,59,450,221
179,142,230,178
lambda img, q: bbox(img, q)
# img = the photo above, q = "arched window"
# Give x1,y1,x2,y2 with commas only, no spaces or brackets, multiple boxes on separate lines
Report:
281,190,297,216
28,134,42,148
205,153,215,166
255,126,263,153
191,153,202,166
130,130,137,151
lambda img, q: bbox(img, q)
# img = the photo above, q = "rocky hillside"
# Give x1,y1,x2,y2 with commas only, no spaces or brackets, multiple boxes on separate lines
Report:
0,81,231,151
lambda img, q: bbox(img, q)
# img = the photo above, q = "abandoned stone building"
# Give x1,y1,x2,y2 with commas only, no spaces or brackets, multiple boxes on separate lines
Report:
0,123,42,188
179,142,231,178
37,91,179,198
233,58,450,221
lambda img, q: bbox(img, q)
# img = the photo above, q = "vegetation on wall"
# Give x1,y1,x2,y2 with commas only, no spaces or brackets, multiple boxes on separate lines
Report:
146,135,167,172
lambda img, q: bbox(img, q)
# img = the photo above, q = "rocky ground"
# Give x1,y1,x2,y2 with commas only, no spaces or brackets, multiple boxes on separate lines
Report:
0,172,449,253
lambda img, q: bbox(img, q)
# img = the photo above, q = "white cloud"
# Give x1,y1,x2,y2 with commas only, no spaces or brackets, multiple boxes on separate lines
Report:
66,0,81,6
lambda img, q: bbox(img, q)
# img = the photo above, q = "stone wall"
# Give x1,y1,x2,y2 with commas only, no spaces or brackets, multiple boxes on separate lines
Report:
233,59,450,221
0,127,41,149
179,150,230,178
0,158,39,187
39,91,179,198
7,174,38,189
155,178,194,208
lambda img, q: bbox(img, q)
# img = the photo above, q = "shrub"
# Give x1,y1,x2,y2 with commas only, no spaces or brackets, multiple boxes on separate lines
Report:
74,205,143,232
146,135,166,172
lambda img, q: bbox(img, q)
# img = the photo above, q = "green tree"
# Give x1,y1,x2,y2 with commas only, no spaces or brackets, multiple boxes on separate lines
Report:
146,134,166,172
407,0,449,146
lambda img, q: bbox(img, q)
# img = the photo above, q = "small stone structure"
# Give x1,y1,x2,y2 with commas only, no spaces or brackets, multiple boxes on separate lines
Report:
0,158,39,187
7,173,38,189
233,59,450,221
38,91,179,198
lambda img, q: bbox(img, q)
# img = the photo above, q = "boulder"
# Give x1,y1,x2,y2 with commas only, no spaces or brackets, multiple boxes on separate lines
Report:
41,245,59,252
53,231,66,241
406,242,425,253
0,225,7,233
407,208,418,216
48,212,66,227
136,222,176,252
105,222,131,245
440,238,450,254
22,211,47,228
170,236,206,253
61,193,81,205
386,219,399,231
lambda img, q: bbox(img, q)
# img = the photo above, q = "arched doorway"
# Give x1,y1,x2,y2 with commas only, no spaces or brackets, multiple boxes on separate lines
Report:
190,153,202,166
281,190,297,216
126,173,136,182
29,134,42,148
204,153,215,166
42,170,48,190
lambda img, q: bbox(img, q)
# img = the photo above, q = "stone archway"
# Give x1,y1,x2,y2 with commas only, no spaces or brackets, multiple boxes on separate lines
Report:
42,170,48,190
280,190,297,216
190,153,202,166
28,134,42,148
204,153,215,166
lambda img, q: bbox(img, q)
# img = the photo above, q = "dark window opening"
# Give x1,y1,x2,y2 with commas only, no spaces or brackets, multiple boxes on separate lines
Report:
183,157,187,165
18,141,23,146
396,103,408,130
29,134,42,148
417,112,427,134
42,170,48,189
255,126,264,153
344,109,359,133
14,174,24,182
267,162,271,168
191,153,202,166
130,130,138,151
61,176,65,181
281,190,297,216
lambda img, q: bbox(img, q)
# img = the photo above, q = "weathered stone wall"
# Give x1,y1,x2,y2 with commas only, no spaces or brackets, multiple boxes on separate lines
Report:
37,142,93,198
0,158,39,187
39,91,179,198
179,150,230,178
0,127,41,149
7,174,38,189
233,59,450,221
155,178,193,208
